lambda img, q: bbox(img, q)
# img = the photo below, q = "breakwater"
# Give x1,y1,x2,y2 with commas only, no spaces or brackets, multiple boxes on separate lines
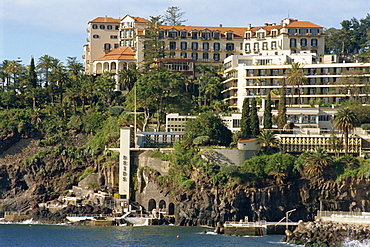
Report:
284,220,370,246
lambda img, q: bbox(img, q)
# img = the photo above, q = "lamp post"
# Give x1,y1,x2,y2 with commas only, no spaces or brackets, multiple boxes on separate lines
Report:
286,209,296,230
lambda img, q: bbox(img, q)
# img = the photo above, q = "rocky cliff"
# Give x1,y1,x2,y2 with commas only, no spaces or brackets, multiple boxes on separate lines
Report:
136,161,370,226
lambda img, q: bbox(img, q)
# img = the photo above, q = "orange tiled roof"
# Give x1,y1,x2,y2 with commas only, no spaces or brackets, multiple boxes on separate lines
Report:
238,138,257,143
159,25,249,38
95,47,136,61
286,21,323,28
132,16,149,23
89,17,120,23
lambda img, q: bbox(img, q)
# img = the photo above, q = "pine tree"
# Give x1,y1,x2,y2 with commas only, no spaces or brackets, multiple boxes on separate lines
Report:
277,83,287,131
28,57,38,88
263,91,272,130
142,16,166,73
250,97,260,137
240,98,251,138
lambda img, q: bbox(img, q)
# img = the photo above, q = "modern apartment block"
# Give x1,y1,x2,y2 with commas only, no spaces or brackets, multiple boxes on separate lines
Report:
222,53,370,111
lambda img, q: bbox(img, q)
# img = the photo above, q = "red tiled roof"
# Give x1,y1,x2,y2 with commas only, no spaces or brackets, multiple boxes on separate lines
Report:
95,47,136,61
238,138,257,143
89,17,120,23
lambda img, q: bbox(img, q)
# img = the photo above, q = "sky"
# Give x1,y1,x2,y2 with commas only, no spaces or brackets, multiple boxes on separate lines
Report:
0,0,369,65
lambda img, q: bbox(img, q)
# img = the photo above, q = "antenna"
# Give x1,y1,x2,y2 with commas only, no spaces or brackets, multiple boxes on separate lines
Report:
288,9,290,18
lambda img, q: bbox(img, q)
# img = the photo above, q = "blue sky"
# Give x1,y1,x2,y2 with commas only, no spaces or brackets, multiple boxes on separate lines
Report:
1,0,369,65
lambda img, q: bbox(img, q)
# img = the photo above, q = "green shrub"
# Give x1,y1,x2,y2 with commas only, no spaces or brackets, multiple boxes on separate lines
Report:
361,123,370,130
180,179,195,190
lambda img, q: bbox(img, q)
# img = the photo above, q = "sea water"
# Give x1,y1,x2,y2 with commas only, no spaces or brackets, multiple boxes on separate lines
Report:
1,223,369,247
0,223,289,247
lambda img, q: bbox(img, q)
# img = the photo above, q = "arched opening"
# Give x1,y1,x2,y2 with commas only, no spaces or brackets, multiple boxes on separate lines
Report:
148,199,156,211
159,200,166,210
168,203,175,215
96,63,103,74
111,62,117,71
119,62,127,71
103,62,109,72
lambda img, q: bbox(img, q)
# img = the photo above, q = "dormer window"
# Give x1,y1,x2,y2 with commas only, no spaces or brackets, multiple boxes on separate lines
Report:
226,32,233,40
168,31,177,39
271,30,277,37
213,32,220,40
191,31,198,39
180,31,187,38
245,32,251,39
257,32,265,39
202,32,211,40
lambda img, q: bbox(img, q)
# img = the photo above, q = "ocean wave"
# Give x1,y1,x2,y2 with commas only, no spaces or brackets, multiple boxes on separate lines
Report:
342,239,370,247
0,218,67,226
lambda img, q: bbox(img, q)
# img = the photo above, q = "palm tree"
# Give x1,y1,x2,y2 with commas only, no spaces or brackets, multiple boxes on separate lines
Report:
118,64,138,92
37,55,55,86
257,129,278,154
333,108,359,155
285,62,306,105
303,147,333,178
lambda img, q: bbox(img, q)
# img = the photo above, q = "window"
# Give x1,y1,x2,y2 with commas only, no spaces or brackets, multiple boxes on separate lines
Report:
114,44,119,49
93,34,99,38
271,30,277,37
180,31,187,38
272,69,279,76
104,43,111,51
254,43,259,51
213,53,220,61
202,32,210,40
289,28,296,35
110,35,118,39
115,25,119,30
92,24,98,29
180,42,187,50
271,41,277,50
257,32,265,39
213,32,220,40
311,39,318,48
191,42,198,51
226,43,234,52
245,32,251,39
107,25,112,30
214,42,220,51
100,25,105,29
311,29,318,36
191,31,198,39
191,53,198,60
203,42,209,51
169,31,177,38
299,28,308,35
290,38,296,48
226,32,233,40
169,52,175,57
262,42,267,50
203,53,209,60
232,119,240,128
169,42,176,50
159,31,165,39
180,52,187,58
300,39,307,48
245,43,250,52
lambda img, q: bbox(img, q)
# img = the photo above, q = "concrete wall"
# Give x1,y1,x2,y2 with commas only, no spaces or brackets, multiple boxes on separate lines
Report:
132,150,174,215
202,149,255,166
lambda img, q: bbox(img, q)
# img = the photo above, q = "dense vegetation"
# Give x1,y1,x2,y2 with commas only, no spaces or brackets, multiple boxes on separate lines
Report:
1,11,370,199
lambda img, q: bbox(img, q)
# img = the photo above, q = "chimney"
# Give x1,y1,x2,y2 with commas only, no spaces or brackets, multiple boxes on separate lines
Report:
219,24,223,27
104,15,107,22
247,24,251,30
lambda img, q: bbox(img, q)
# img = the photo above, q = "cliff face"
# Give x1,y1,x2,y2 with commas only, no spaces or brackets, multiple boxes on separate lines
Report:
171,176,370,226
135,159,370,226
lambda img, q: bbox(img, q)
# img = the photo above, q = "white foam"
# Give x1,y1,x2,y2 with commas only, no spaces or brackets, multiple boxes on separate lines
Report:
342,239,370,247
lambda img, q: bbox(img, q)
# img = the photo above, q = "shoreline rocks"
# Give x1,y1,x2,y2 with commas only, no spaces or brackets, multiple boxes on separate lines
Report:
284,220,370,246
